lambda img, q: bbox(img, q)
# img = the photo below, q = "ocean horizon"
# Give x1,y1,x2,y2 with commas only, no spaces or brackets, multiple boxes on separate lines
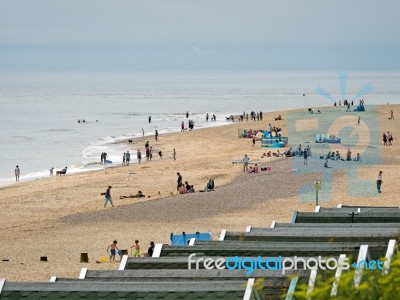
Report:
1,71,400,186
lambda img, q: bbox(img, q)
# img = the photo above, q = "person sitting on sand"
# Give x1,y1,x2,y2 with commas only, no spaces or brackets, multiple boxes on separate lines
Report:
353,153,361,161
196,177,216,192
119,191,145,199
107,240,119,261
283,148,292,157
249,164,259,173
335,151,341,160
188,185,195,193
130,240,140,257
178,183,187,194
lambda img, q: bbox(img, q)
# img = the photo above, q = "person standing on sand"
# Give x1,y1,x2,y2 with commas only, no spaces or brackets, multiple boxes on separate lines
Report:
122,152,126,166
377,171,383,193
142,128,145,136
252,136,256,147
390,110,394,120
131,240,141,257
383,133,387,146
243,154,250,173
137,149,142,164
102,186,114,208
155,130,159,142
126,151,131,166
303,149,308,165
107,240,119,261
181,121,185,132
50,167,54,176
173,148,176,160
387,132,393,146
15,165,20,182
177,172,182,193
357,116,361,126
147,241,155,257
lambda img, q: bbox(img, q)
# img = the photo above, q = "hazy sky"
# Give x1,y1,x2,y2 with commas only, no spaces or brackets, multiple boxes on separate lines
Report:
1,0,399,71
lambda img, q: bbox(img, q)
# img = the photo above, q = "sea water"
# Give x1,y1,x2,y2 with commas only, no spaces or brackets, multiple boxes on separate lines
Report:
1,71,399,185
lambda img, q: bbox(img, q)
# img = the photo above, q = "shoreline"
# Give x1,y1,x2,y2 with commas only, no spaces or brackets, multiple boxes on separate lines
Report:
1,104,399,281
0,105,308,188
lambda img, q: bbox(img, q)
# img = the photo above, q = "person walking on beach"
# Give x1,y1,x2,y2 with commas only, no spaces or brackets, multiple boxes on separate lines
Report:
155,130,159,141
383,133,388,146
137,149,142,164
122,152,126,166
142,128,145,136
181,121,185,132
243,154,250,173
107,240,119,261
15,165,20,182
389,110,394,120
177,172,182,193
357,116,361,126
376,171,383,193
173,148,176,160
303,149,308,165
252,136,256,147
186,111,189,118
387,132,393,146
146,146,150,162
126,151,131,166
102,186,114,208
149,147,153,161
131,240,141,257
50,167,54,177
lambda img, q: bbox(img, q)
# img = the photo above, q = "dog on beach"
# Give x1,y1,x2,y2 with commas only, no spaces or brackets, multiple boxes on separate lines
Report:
128,140,133,144
56,167,67,176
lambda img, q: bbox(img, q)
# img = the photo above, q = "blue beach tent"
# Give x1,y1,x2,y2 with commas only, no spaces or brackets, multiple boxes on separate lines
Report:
170,231,212,246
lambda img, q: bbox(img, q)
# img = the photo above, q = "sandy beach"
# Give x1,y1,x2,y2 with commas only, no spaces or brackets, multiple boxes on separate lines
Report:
0,105,399,282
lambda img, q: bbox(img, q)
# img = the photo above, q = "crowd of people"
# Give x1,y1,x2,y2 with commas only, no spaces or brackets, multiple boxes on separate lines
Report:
323,149,361,162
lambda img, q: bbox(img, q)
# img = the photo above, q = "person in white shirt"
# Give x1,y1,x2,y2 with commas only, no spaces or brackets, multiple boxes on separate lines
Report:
376,171,383,193
243,154,250,173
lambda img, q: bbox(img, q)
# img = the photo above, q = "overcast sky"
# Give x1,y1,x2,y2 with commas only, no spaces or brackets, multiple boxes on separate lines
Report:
1,0,399,71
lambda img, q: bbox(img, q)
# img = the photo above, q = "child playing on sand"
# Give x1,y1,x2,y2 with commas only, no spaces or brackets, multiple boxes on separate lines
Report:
131,240,140,257
107,240,119,261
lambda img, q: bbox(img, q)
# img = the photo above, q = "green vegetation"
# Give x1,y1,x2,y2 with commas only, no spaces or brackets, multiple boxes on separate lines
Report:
287,253,400,300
